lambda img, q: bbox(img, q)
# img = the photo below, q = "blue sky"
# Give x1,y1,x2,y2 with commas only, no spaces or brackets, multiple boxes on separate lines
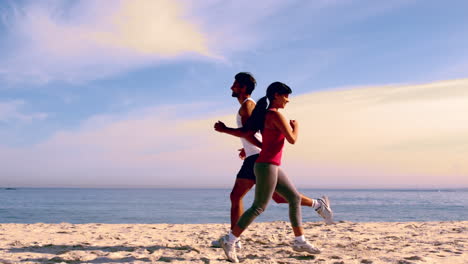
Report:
0,0,467,188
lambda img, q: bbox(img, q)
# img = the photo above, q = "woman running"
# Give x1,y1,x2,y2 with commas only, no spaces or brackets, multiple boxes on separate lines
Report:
219,82,333,263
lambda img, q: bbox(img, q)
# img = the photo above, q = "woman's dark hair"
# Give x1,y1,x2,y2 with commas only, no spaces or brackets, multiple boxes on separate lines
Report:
235,72,256,95
244,82,292,132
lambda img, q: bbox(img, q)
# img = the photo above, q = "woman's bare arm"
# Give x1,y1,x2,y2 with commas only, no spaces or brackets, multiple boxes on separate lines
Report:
270,111,299,144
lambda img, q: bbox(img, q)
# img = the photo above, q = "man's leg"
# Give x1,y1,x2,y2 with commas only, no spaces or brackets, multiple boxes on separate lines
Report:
212,179,254,248
230,178,255,230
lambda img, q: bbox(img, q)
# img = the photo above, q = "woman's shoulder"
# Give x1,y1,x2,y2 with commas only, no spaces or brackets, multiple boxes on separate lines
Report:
265,109,284,128
266,109,283,119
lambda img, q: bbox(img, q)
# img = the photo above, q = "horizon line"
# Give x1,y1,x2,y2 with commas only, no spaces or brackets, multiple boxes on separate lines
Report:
2,186,467,191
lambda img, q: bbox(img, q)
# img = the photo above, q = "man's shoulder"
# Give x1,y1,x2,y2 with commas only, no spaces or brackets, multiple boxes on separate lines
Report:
242,99,256,108
239,99,256,115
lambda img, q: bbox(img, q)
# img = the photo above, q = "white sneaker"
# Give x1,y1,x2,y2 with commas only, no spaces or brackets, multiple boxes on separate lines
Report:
219,235,239,263
236,240,242,250
292,240,321,254
211,239,242,249
316,196,334,224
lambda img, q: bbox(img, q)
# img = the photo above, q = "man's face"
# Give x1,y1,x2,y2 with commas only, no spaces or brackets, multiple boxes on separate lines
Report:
231,80,244,97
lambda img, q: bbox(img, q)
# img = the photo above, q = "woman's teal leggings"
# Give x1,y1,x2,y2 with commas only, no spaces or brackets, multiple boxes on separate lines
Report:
236,162,302,229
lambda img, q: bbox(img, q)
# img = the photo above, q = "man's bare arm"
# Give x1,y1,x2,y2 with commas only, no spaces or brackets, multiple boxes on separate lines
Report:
239,100,256,126
214,121,251,138
245,133,262,148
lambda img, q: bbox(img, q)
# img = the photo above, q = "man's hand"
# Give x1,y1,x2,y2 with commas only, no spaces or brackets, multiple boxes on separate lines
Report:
238,148,246,160
214,121,227,133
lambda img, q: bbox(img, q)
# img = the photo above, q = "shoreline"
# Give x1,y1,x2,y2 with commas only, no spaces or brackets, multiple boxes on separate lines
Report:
1,221,466,263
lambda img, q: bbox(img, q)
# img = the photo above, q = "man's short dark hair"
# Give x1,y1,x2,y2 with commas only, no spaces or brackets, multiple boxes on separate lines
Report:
235,72,256,95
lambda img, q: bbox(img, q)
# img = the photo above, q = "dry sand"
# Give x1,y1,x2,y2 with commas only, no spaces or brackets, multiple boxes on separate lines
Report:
0,221,466,264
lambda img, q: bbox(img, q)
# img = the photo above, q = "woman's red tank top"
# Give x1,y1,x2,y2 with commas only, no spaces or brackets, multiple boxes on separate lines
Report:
255,126,285,166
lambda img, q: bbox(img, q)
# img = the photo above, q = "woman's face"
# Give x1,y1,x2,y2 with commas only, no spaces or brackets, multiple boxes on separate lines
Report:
273,93,290,109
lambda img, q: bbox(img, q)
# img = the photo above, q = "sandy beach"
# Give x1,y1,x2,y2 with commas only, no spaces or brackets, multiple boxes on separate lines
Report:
0,221,466,264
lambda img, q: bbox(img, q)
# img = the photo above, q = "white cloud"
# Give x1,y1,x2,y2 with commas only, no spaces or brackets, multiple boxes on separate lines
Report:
179,0,292,54
0,79,467,188
0,0,320,84
0,0,422,85
280,78,468,187
0,103,237,187
0,0,212,84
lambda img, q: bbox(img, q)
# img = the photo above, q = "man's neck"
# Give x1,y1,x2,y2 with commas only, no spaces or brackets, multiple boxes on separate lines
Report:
237,94,250,105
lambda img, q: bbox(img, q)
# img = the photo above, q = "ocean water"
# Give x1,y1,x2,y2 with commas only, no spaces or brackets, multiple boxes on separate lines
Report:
0,188,467,224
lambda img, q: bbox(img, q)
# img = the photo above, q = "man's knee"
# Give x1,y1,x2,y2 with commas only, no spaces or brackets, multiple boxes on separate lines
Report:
230,180,254,204
230,191,243,205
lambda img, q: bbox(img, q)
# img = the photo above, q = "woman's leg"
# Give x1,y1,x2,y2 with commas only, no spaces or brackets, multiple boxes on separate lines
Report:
232,163,278,237
274,167,303,236
273,169,322,254
272,192,314,207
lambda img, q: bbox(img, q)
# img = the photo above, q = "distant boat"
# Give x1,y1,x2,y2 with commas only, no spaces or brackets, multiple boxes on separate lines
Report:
5,188,16,190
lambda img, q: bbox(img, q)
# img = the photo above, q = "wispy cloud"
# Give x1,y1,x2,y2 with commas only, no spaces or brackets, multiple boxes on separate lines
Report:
0,0,327,85
0,100,47,123
0,79,467,188
0,0,424,86
0,0,212,84
281,78,468,187
0,103,237,187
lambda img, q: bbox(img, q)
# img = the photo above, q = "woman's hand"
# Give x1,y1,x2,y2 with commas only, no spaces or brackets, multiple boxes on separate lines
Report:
289,120,298,130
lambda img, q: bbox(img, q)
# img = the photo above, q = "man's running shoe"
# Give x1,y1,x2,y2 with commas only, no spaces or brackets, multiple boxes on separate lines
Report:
211,239,242,249
219,235,239,263
316,196,334,224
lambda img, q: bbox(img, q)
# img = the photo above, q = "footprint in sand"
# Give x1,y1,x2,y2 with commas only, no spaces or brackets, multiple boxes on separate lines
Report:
404,256,423,261
398,260,415,264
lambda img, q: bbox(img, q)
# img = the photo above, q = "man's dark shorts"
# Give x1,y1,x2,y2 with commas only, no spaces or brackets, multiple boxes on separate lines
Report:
236,154,259,181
